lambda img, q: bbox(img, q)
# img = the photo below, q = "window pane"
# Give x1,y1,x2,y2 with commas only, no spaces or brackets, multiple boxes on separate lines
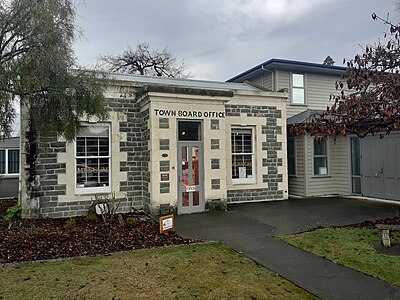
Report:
351,137,360,176
292,88,305,104
314,140,326,155
231,129,252,154
232,154,253,179
86,138,99,156
8,150,19,174
0,150,5,174
178,121,201,141
99,138,109,156
352,177,361,194
292,74,304,87
78,126,109,137
76,138,86,156
314,157,328,175
76,125,110,190
288,156,296,175
232,128,254,182
288,139,296,175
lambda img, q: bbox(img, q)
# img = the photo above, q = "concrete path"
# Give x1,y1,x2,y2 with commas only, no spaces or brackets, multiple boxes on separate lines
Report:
175,197,400,300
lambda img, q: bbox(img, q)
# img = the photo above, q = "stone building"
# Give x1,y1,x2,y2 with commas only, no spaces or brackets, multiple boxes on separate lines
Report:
19,74,288,218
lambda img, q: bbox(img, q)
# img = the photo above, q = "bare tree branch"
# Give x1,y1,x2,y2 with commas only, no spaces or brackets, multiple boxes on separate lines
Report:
99,42,188,78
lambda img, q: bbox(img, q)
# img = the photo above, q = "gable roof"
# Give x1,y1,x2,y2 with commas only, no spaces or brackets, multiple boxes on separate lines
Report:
227,58,347,82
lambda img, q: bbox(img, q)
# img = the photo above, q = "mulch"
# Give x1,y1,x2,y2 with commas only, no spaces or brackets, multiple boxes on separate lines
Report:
343,216,400,228
0,199,199,264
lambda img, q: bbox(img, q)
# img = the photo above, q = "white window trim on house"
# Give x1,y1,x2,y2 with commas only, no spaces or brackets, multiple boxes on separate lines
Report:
75,123,111,195
312,139,329,176
291,73,306,105
288,137,296,176
0,148,19,177
231,127,256,184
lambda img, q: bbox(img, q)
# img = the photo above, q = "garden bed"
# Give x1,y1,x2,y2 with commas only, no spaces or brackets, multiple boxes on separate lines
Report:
0,199,199,264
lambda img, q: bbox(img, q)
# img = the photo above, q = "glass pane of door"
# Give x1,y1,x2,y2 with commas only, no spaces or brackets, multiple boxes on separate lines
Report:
192,146,199,185
182,192,189,207
193,191,199,206
181,146,189,186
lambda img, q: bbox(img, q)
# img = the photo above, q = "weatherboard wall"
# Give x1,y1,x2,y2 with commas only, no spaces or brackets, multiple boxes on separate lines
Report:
288,136,306,197
304,135,351,197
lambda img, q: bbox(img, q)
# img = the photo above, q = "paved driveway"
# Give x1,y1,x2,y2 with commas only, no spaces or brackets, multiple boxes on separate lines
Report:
175,197,400,300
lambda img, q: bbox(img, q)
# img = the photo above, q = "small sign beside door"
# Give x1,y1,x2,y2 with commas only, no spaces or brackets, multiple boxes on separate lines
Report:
185,185,196,192
160,173,169,181
159,214,174,234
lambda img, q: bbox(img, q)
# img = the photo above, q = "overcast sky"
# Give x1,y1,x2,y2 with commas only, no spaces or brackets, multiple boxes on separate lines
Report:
73,0,398,81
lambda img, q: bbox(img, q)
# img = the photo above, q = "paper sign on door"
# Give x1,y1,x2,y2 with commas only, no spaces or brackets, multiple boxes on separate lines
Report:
186,185,196,192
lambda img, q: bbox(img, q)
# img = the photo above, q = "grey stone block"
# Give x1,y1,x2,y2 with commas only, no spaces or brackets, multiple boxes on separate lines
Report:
211,139,220,150
211,159,220,170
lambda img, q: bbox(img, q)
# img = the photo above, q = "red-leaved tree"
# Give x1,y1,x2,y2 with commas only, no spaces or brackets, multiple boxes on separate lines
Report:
291,13,400,139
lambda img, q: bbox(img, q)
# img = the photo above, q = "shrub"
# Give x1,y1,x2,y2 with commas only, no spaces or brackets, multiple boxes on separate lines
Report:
85,212,97,222
126,217,139,228
64,218,76,230
3,204,22,229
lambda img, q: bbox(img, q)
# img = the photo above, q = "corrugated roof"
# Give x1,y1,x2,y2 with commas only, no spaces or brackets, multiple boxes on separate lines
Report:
287,109,324,125
227,58,347,82
109,73,261,92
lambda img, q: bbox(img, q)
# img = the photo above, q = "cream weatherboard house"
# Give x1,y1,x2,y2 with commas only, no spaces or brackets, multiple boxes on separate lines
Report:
0,137,20,198
19,74,289,218
228,59,400,201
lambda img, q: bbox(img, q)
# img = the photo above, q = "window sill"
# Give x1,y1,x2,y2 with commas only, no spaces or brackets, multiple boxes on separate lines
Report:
75,187,111,195
311,175,331,178
290,103,307,106
232,180,256,186
0,174,19,178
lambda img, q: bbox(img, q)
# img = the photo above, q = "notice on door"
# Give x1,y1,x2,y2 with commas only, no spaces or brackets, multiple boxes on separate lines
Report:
159,214,174,234
186,185,196,192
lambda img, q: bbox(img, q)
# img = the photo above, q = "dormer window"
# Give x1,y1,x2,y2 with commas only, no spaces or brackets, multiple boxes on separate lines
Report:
292,73,305,104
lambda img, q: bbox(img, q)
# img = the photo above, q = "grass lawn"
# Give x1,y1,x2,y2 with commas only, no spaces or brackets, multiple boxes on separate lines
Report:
0,242,318,300
279,227,400,286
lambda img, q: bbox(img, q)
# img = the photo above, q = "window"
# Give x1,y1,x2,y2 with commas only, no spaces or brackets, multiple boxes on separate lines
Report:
350,137,361,194
178,121,202,141
231,128,255,183
292,73,305,104
288,138,296,176
0,149,19,176
75,124,110,193
313,139,328,175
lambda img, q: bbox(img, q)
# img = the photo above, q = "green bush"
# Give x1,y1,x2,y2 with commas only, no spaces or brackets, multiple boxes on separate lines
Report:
3,204,22,229
85,212,97,222
126,217,139,228
64,218,76,230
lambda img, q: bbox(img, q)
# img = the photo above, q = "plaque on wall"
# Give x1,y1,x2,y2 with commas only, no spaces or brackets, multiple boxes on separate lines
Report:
161,153,168,158
161,173,169,181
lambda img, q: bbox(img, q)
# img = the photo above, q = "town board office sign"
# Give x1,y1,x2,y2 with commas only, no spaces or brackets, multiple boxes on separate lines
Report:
154,109,225,119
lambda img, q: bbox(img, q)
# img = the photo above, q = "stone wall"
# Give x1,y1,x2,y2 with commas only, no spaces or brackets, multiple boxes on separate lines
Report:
225,104,284,203
24,95,146,218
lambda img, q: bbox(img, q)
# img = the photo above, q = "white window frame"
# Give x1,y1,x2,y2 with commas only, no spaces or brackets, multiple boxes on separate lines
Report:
288,138,296,176
75,123,111,194
231,127,256,184
313,139,329,176
291,73,306,105
0,148,19,177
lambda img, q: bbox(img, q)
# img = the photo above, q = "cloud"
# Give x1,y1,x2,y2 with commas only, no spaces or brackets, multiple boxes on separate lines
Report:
73,0,397,81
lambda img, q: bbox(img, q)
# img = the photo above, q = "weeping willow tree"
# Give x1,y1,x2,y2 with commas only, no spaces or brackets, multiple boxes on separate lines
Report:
0,0,107,218
0,0,106,141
